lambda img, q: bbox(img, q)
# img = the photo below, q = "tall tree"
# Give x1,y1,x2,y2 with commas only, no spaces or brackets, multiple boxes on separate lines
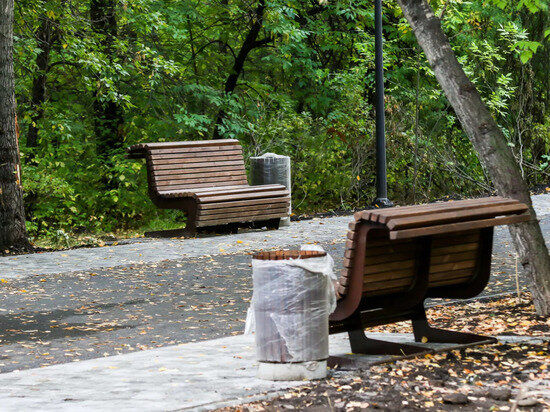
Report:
26,13,57,151
90,0,124,163
0,0,30,250
396,0,550,315
212,0,268,139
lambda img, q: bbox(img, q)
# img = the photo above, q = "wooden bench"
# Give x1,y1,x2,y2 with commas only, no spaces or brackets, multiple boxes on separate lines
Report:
329,196,531,355
126,139,290,237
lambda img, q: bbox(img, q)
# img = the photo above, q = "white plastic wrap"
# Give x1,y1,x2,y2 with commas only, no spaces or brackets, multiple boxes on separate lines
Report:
250,153,291,225
246,246,336,363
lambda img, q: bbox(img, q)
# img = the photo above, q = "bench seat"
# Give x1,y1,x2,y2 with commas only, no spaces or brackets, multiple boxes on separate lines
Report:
329,196,530,356
127,140,290,236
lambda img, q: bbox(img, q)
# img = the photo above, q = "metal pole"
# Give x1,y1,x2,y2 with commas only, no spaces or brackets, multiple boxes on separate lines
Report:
373,0,393,208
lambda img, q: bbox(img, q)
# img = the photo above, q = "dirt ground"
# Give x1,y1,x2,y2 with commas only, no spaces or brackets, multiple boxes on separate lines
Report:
220,294,550,411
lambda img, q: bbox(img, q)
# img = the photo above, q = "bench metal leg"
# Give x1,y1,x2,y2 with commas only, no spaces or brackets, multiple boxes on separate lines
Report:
266,218,281,230
348,328,431,355
251,218,280,230
411,304,496,345
346,313,428,355
144,228,195,238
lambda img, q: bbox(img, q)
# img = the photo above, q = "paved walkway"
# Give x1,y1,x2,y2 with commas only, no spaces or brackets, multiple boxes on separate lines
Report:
1,195,550,410
0,332,546,412
3,194,550,279
0,218,351,279
0,195,549,374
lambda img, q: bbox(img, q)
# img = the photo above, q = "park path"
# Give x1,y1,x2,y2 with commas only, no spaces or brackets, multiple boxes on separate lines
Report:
0,195,549,410
2,194,550,279
0,194,549,374
0,332,545,412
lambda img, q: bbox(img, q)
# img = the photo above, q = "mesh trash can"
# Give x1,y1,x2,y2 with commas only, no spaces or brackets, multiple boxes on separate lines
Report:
248,249,336,380
250,153,291,226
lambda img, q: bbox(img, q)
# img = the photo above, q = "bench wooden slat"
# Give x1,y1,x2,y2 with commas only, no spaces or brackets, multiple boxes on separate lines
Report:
148,144,243,155
151,154,245,166
199,203,290,216
155,166,246,177
386,203,528,230
429,276,473,288
158,180,250,192
150,149,244,160
429,269,474,282
362,268,416,283
129,139,238,151
429,259,476,274
192,185,285,197
363,277,413,293
364,197,514,222
355,197,514,223
151,160,245,171
198,197,290,210
431,242,479,256
198,207,289,221
365,259,415,275
197,190,289,203
197,211,286,227
156,175,248,187
362,232,480,256
155,170,247,181
362,251,417,265
390,213,530,240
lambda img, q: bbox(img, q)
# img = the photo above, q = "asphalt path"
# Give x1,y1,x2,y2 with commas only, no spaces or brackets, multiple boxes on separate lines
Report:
2,194,550,374
0,228,537,374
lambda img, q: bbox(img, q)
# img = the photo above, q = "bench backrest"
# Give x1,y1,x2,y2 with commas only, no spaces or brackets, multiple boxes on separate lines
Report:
339,229,483,298
137,139,249,192
337,197,530,300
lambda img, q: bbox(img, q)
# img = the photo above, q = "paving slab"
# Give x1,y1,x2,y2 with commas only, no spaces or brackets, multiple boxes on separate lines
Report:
0,332,546,412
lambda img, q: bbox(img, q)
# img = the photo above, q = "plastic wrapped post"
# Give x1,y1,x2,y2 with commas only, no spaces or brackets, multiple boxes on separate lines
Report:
246,247,336,381
250,153,291,226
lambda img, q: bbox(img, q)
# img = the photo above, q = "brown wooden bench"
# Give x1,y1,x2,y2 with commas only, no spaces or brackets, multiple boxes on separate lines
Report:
329,196,531,355
126,139,290,237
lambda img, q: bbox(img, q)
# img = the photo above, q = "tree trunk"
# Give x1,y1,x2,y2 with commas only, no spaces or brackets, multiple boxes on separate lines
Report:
397,0,550,315
27,14,56,151
0,0,30,251
212,0,266,139
90,0,124,162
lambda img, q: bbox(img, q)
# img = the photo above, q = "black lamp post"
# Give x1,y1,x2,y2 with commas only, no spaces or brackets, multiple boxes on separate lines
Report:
373,0,393,208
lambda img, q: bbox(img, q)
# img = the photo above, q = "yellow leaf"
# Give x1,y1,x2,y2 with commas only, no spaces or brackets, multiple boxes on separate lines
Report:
63,44,68,49
236,240,243,244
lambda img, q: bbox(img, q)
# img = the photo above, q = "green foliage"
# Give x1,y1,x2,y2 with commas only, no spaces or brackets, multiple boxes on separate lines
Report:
12,0,550,243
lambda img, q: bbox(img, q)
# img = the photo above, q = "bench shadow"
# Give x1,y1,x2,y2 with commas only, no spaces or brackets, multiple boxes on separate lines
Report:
0,299,146,345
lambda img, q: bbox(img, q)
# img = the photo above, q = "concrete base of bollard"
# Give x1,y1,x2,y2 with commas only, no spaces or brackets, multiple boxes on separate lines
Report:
257,360,327,381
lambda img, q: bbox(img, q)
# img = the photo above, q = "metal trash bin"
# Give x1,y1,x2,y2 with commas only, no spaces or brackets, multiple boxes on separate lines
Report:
250,153,291,226
247,249,336,380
